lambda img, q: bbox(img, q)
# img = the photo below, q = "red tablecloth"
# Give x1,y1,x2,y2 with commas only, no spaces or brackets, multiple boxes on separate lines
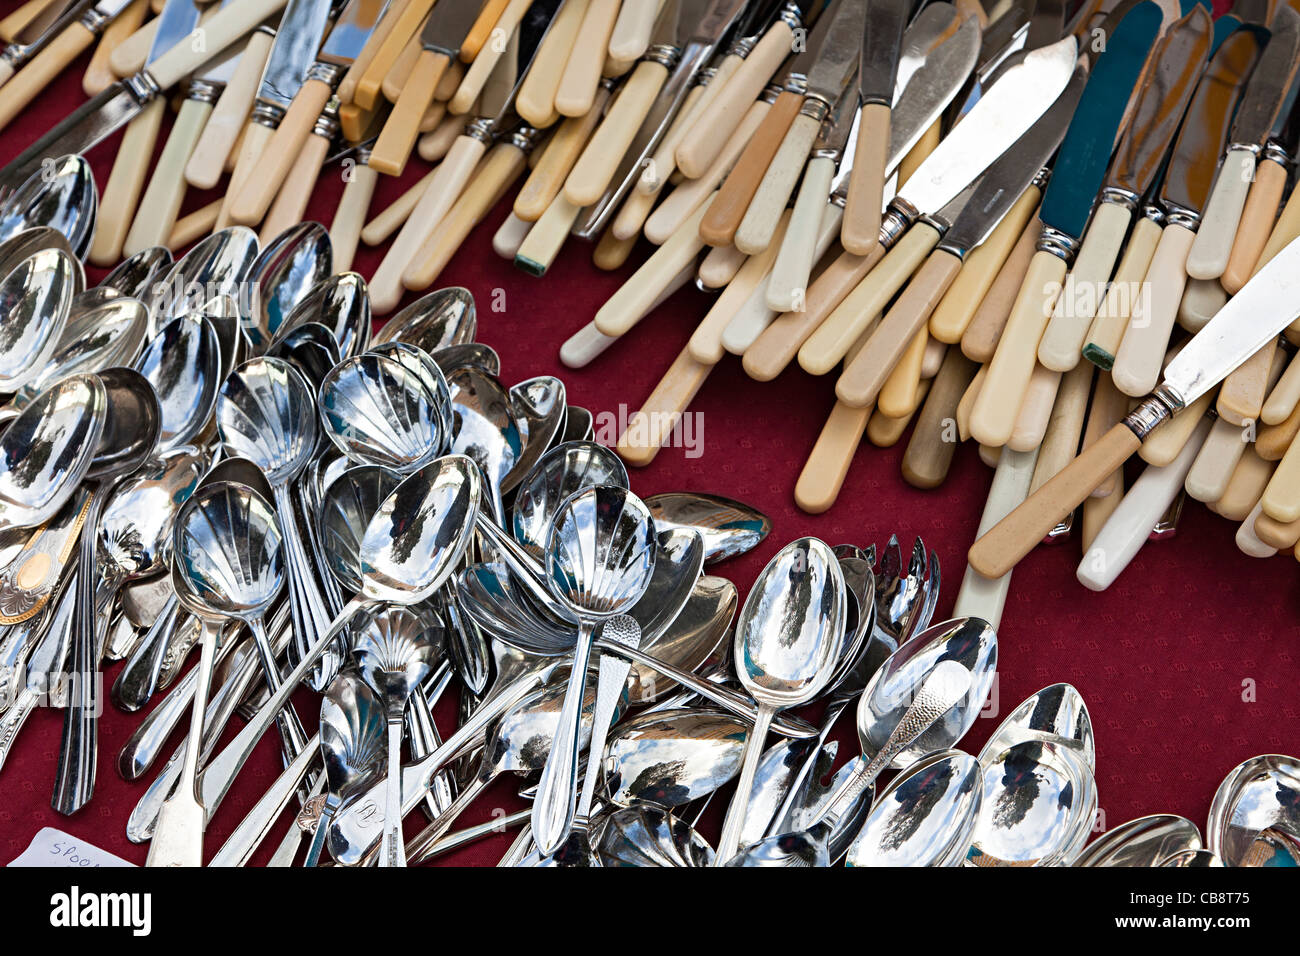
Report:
1,18,1297,866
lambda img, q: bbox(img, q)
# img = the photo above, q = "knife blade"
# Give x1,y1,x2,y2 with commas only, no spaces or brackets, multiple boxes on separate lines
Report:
731,0,865,255
799,35,1081,378
1189,6,1300,280
842,0,909,256
1111,24,1262,398
835,62,1089,409
0,0,292,198
969,233,1300,578
368,0,479,175
229,0,387,224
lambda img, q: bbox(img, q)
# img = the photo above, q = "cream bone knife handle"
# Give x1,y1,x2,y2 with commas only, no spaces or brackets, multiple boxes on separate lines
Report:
674,16,794,179
88,97,166,267
637,76,716,197
259,120,333,244
1217,338,1280,425
86,0,149,96
1223,150,1288,293
559,264,695,368
1111,221,1196,397
795,400,875,514
1082,212,1162,369
765,154,835,313
229,71,337,225
555,0,620,117
968,248,1069,447
608,0,660,61
370,49,453,177
800,222,944,379
515,191,583,276
217,119,275,230
1187,146,1256,281
734,108,824,256
0,20,97,132
593,198,712,337
1038,200,1133,372
836,248,964,409
362,166,438,245
124,90,214,256
564,58,671,208
449,0,534,115
952,446,1040,630
902,348,980,489
1186,413,1250,502
617,346,716,468
1029,360,1094,493
150,0,290,91
1264,348,1300,425
967,395,1177,577
372,131,489,314
329,156,379,274
515,83,610,221
186,28,274,190
516,0,587,128
1078,416,1212,591
841,102,891,257
1262,428,1300,522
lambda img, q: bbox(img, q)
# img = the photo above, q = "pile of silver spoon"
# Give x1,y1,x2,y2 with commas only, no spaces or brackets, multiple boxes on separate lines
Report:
0,154,1295,867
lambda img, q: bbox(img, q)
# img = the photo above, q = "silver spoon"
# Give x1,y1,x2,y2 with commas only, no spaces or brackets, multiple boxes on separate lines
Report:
532,486,658,854
1074,814,1203,867
99,245,171,298
504,376,567,492
268,322,341,390
432,342,499,375
715,537,845,864
0,245,79,392
445,365,522,524
317,352,445,471
556,406,593,445
242,222,332,352
1206,754,1300,866
373,286,476,350
272,271,371,359
511,440,628,559
0,154,97,258
53,368,159,815
146,226,258,337
593,805,715,866
303,670,385,866
644,492,772,564
349,604,442,867
978,682,1094,770
135,314,222,453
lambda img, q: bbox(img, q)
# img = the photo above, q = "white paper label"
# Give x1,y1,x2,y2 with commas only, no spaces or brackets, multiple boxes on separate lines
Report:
8,827,134,868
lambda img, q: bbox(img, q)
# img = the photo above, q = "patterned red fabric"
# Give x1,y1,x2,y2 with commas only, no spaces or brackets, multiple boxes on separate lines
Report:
2,10,1296,866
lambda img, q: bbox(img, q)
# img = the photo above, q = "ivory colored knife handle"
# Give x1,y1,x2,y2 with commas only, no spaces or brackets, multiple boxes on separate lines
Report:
1008,365,1061,453
124,96,211,256
556,0,620,117
608,0,660,61
1176,276,1226,332
616,347,715,468
955,365,986,441
1214,446,1274,521
877,329,931,421
1038,201,1130,371
0,0,57,42
1217,340,1278,426
674,19,792,179
1187,147,1254,280
372,134,486,313
968,421,1144,577
404,141,528,289
931,188,1040,344
216,119,273,230
1111,222,1194,397
381,32,422,103
795,401,874,514
837,249,963,409
1078,417,1212,591
960,214,1040,363
515,191,583,276
565,59,669,207
450,0,534,115
493,212,531,259
229,77,332,225
734,111,820,256
370,50,451,177
690,211,789,364
108,16,152,77
150,0,290,92
1185,414,1249,502
258,129,331,244
743,242,885,381
1079,372,1127,498
355,0,434,110
968,249,1066,447
649,98,767,244
902,348,978,488
418,111,470,162
766,155,835,312
1257,402,1300,460
1247,176,1300,293
0,21,96,132
1237,500,1278,558
84,0,147,96
593,228,637,270
186,29,273,190
1138,391,1212,467
952,447,1039,630
168,199,220,250
841,103,890,257
699,90,801,247
639,79,715,195
1254,509,1300,550
338,0,406,107
867,381,928,447
516,0,586,127
1263,349,1300,425
1262,430,1300,523
611,182,660,242
802,223,942,379
1082,214,1161,369
697,242,746,288
1222,157,1287,294
330,162,379,273
560,263,693,365
1029,360,1094,494
593,199,711,337
89,97,166,267
515,88,608,220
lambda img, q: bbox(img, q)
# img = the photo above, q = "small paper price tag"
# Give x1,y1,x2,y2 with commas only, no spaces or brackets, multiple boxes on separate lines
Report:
8,827,134,868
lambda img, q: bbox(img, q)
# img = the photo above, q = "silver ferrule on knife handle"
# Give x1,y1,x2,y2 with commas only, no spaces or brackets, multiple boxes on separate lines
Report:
644,41,685,71
1141,201,1165,227
508,125,543,153
465,116,500,147
304,59,347,89
797,95,832,123
311,99,340,139
1162,201,1201,232
123,70,163,104
1263,140,1292,167
1123,387,1183,439
187,78,225,106
758,80,782,105
1031,165,1051,191
1098,185,1140,213
250,100,288,128
879,199,917,246
1037,223,1081,262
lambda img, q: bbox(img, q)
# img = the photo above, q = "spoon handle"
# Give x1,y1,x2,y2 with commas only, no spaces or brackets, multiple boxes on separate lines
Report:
532,621,596,855
381,714,408,867
714,702,775,865
212,732,321,867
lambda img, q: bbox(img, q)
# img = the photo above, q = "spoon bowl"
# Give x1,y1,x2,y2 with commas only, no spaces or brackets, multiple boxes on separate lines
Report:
135,314,222,453
0,246,79,391
318,352,444,471
374,286,476,350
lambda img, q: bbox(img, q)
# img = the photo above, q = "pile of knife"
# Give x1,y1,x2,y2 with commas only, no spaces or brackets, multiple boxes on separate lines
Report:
8,0,1300,601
